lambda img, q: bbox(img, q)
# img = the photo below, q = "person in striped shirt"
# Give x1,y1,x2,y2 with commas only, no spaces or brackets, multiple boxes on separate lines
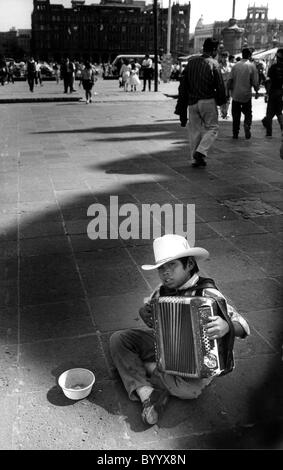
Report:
175,38,226,168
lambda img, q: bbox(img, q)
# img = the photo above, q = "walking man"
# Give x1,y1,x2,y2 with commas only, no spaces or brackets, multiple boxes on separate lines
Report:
261,48,283,137
228,48,259,139
26,57,37,92
60,58,76,93
175,38,226,168
141,54,153,92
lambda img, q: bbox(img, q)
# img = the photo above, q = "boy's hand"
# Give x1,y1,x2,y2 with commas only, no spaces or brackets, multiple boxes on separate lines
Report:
139,304,154,328
204,316,229,339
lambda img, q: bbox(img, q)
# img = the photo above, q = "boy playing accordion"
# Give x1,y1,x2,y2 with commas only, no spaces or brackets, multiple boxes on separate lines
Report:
110,234,250,426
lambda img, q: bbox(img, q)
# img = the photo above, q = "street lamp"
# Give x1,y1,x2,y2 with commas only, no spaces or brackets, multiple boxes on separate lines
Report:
153,0,158,91
232,0,236,18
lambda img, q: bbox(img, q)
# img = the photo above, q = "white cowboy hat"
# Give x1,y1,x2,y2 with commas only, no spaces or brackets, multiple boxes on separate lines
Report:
141,234,209,270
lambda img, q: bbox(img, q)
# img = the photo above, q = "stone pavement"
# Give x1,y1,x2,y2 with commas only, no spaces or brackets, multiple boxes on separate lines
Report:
0,79,282,450
0,78,176,103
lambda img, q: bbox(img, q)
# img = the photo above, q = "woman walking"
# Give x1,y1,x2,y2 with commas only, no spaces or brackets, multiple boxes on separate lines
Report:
129,61,141,92
81,61,96,103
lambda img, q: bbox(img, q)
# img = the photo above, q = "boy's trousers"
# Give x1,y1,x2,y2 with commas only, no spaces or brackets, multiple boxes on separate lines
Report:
110,328,213,401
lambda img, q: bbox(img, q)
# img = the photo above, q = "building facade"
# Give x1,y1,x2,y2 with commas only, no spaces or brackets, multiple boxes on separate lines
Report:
194,5,283,54
31,0,191,62
193,15,214,53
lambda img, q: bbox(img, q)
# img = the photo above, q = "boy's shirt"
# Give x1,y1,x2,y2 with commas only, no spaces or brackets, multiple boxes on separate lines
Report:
145,274,250,338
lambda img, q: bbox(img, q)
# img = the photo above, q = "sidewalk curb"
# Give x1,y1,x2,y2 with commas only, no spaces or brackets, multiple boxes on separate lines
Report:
0,97,82,103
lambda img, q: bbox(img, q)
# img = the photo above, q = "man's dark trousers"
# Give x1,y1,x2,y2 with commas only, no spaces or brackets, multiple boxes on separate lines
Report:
232,99,252,136
265,90,283,135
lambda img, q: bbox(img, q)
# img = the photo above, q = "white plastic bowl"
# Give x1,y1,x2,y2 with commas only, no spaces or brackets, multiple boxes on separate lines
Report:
58,368,95,400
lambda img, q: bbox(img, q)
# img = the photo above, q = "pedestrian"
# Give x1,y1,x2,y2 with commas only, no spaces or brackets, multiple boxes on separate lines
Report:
228,54,236,67
0,56,8,86
53,61,60,84
219,51,232,119
174,38,226,168
26,56,37,92
228,47,259,140
81,61,96,104
119,59,131,92
129,61,140,92
35,61,43,86
110,234,250,426
255,59,266,87
7,61,15,84
60,57,76,93
261,48,283,138
141,54,153,91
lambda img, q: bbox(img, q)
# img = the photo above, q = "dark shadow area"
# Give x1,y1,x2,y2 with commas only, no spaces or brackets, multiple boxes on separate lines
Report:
47,385,76,407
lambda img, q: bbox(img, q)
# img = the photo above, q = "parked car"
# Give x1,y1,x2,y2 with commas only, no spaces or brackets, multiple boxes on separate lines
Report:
39,62,54,78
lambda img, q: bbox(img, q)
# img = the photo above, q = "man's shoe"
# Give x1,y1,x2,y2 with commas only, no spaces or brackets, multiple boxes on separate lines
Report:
141,389,169,426
192,151,207,168
232,134,238,139
245,128,251,139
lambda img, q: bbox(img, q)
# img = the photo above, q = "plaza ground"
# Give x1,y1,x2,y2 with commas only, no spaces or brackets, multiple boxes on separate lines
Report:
0,79,282,450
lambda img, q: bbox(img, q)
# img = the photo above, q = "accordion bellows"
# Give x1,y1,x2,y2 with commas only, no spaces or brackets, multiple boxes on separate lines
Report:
151,296,227,378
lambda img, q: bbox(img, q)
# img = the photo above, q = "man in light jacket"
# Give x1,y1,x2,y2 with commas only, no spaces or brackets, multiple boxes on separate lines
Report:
229,48,259,139
174,38,226,168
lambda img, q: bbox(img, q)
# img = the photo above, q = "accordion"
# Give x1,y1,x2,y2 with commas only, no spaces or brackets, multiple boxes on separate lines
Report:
151,296,234,379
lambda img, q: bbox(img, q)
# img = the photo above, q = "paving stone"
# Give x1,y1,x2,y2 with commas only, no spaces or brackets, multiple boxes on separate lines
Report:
212,355,283,427
89,293,148,332
19,220,65,239
0,306,18,346
19,236,71,257
20,299,94,343
0,344,19,395
195,204,241,222
252,214,283,233
208,219,268,237
0,280,18,306
203,249,269,282
81,265,149,297
223,197,282,218
0,203,18,215
0,240,18,259
217,278,282,312
12,383,122,450
228,233,283,254
19,191,56,203
0,394,18,450
0,258,18,281
18,335,110,395
115,379,230,445
75,248,134,270
19,254,84,305
245,307,283,351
